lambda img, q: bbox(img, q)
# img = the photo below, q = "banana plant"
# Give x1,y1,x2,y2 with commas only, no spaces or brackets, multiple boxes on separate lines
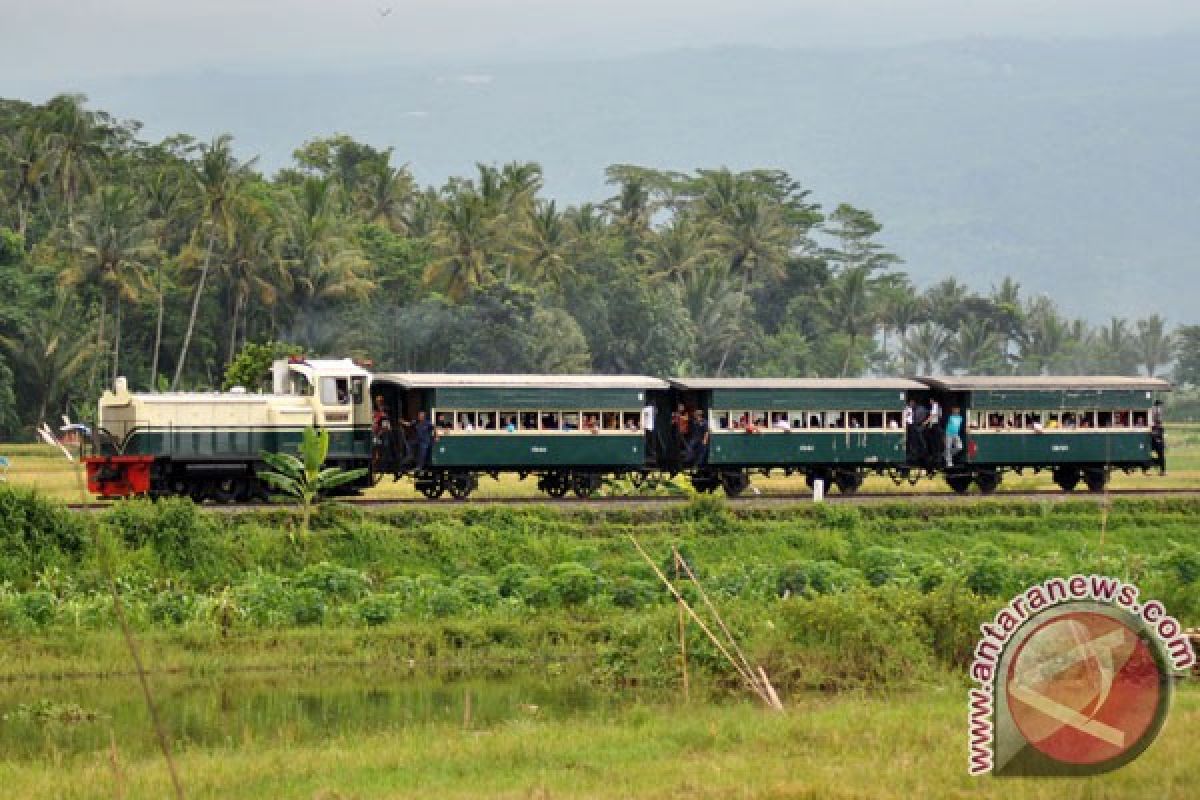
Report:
259,427,367,536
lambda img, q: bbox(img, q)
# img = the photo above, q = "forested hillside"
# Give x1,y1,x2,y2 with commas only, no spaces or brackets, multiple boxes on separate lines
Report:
58,36,1200,320
0,94,1195,437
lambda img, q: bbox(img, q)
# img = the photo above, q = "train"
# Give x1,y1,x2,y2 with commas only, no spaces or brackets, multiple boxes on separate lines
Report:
82,357,1171,500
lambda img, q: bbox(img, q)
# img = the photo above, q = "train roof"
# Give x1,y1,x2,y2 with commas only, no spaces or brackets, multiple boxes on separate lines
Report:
373,373,669,390
916,376,1172,392
669,377,925,391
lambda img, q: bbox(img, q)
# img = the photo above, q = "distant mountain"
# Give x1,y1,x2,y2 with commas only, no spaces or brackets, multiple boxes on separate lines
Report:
61,36,1200,321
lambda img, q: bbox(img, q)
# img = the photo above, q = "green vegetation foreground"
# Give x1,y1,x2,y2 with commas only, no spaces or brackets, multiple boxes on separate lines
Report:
2,486,1198,797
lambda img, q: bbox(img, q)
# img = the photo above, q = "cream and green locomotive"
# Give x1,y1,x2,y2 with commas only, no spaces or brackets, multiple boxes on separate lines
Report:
84,358,373,500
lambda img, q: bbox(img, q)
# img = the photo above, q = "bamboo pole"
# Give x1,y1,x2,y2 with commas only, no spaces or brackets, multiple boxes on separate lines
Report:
674,549,690,704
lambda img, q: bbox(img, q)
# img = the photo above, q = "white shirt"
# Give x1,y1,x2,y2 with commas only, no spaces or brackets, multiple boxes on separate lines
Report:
641,404,656,432
928,401,942,424
902,406,914,425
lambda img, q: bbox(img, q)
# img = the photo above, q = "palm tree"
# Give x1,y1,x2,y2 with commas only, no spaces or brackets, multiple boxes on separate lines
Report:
1135,314,1174,378
173,134,257,389
824,203,901,274
819,265,880,376
903,322,951,375
1016,297,1069,375
0,123,50,238
423,188,494,301
140,163,196,386
679,261,749,375
217,191,281,362
516,199,571,286
276,177,372,345
357,157,414,232
0,292,98,427
946,319,1004,374
40,94,110,229
877,282,923,369
64,186,157,387
1095,317,1139,375
636,216,711,283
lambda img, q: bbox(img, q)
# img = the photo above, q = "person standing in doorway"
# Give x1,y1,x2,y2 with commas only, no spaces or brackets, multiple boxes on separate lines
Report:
414,410,436,471
641,400,657,462
944,405,964,468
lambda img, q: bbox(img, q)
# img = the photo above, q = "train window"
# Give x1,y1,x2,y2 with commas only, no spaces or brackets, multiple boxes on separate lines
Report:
826,411,844,429
791,413,806,430
1114,410,1130,427
866,411,884,430
1132,411,1147,428
351,377,365,404
602,412,621,430
885,411,902,430
520,411,539,430
582,413,601,432
289,373,313,396
1097,411,1112,428
716,411,730,429
500,412,518,432
320,377,350,405
562,412,579,431
848,411,866,429
770,411,790,431
477,411,496,430
457,412,477,431
809,412,824,428
435,411,453,431
541,411,561,430
1078,411,1094,429
1061,412,1077,429
1025,412,1041,429
731,412,748,429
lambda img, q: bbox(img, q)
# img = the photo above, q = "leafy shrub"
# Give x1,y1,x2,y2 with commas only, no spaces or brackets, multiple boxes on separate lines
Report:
496,563,535,598
549,562,597,606
106,497,227,583
428,586,468,618
0,486,89,583
20,590,56,626
356,594,400,626
289,587,326,626
517,575,559,608
610,576,659,609
776,560,859,596
295,562,371,600
149,590,199,626
234,571,293,627
859,546,906,587
454,575,499,609
1163,547,1200,585
965,557,1014,597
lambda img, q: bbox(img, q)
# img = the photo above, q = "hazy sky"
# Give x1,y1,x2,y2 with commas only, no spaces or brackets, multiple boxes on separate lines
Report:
4,0,1200,88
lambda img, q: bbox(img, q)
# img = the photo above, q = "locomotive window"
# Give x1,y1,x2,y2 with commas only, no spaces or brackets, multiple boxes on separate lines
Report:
351,378,364,404
320,377,346,405
884,411,902,430
289,373,313,396
562,412,579,431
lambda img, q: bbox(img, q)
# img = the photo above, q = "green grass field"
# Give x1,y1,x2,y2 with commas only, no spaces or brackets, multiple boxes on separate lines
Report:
2,424,1198,502
2,686,1196,799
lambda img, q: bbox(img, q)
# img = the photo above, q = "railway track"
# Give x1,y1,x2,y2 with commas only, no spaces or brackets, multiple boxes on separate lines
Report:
65,486,1200,512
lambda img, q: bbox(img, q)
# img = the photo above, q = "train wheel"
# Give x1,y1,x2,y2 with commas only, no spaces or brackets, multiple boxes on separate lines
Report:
538,471,569,498
1083,468,1109,493
805,469,833,491
213,478,240,504
975,469,1001,494
720,470,749,497
1053,467,1080,492
945,473,973,494
448,472,475,500
571,472,599,499
417,472,445,499
691,470,720,494
834,470,864,495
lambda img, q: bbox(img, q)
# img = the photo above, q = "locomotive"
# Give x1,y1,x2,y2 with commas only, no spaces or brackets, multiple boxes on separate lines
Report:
83,358,1170,500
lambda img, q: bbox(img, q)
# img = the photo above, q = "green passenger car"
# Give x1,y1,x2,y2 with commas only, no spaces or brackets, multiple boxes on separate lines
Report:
369,373,669,498
668,378,923,495
918,376,1171,493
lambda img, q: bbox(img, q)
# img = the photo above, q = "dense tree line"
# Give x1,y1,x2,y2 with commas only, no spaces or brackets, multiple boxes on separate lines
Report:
0,94,1193,436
